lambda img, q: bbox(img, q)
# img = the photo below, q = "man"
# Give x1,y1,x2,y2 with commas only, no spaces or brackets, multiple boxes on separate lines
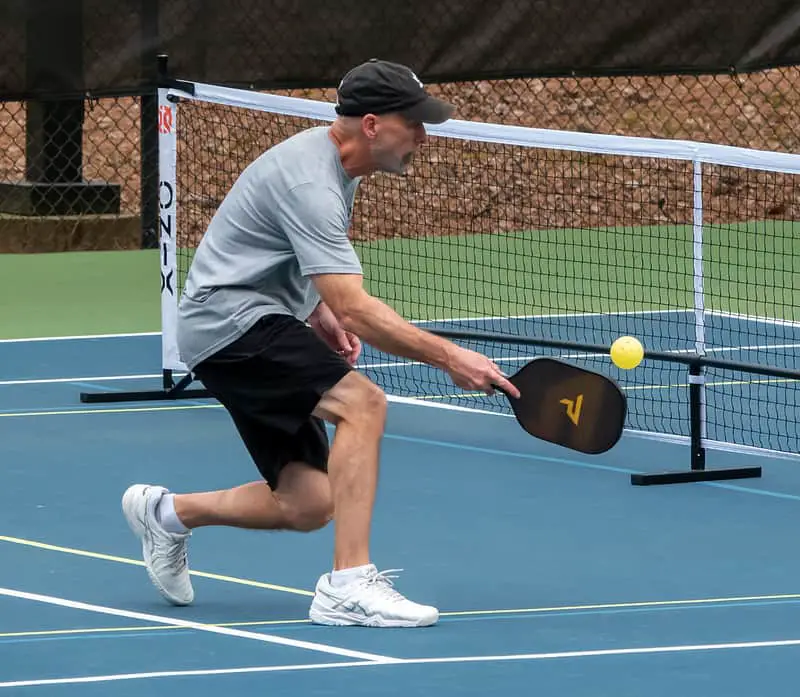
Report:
122,59,519,628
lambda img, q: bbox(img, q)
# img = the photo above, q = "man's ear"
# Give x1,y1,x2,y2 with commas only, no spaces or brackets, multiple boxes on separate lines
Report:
361,113,379,139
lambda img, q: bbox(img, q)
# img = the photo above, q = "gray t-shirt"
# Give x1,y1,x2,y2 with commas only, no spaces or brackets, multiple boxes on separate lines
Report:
177,126,363,370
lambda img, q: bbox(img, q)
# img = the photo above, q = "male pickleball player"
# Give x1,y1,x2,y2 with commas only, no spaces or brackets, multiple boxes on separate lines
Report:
121,59,519,627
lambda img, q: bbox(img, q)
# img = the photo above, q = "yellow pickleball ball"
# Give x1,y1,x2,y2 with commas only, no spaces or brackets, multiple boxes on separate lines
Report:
610,336,644,369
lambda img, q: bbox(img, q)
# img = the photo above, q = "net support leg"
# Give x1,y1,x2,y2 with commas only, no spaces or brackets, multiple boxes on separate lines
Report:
631,363,762,485
79,370,211,403
77,58,213,406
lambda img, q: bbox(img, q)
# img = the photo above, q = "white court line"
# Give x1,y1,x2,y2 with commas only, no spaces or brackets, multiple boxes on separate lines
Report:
0,309,690,346
1,394,797,464
411,308,689,325
662,343,800,356
0,374,166,386
4,637,800,688
707,310,800,329
0,587,394,663
2,338,799,385
5,307,795,349
0,332,161,344
361,342,800,370
0,394,500,419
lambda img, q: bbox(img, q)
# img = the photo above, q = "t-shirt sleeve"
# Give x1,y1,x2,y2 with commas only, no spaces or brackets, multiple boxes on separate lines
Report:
278,183,363,277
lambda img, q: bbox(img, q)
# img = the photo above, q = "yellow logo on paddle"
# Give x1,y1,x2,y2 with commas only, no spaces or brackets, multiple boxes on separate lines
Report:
559,394,584,426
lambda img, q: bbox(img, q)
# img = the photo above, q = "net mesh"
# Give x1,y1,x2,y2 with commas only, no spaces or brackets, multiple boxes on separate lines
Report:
172,87,800,455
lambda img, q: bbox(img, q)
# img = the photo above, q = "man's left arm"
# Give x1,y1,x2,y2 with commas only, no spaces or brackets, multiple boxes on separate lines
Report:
307,300,362,365
278,183,363,365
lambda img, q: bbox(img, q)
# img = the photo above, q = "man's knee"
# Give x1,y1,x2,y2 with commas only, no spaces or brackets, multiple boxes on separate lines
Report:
314,371,387,426
285,498,334,532
274,462,333,532
356,378,387,422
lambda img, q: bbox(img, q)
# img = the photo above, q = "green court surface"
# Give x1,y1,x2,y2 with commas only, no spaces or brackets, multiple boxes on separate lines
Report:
0,250,161,339
5,217,794,342
356,220,800,320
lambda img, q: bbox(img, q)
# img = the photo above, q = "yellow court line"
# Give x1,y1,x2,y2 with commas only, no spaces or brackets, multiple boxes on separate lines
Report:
0,618,312,639
0,535,313,597
441,592,800,616
625,377,799,392
3,371,796,417
0,404,222,418
4,591,800,640
419,375,800,402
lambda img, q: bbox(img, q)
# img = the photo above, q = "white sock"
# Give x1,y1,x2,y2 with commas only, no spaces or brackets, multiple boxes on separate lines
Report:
155,493,189,534
330,564,374,588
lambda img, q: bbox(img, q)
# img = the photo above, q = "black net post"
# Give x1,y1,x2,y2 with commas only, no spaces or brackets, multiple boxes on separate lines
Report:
630,358,762,485
689,362,707,472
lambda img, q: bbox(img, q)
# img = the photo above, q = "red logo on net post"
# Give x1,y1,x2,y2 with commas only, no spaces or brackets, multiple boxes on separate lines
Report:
158,105,173,134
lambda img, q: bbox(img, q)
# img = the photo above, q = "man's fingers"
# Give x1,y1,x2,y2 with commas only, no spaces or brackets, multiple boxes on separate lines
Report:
349,336,362,364
336,333,361,365
337,329,352,353
493,375,520,399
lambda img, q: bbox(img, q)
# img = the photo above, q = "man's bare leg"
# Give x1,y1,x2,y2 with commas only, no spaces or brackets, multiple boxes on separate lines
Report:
311,371,386,570
120,462,333,605
167,370,384,569
306,374,438,627
171,463,333,532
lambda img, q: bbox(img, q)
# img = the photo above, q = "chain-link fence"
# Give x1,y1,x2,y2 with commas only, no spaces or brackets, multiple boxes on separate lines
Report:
0,96,151,252
282,67,800,151
3,66,799,252
2,0,800,255
0,0,154,253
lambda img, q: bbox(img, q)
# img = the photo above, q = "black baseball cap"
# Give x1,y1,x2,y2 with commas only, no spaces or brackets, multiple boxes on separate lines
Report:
335,59,454,124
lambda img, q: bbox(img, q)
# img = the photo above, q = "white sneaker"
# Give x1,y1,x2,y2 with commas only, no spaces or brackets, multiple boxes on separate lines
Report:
309,565,438,627
121,484,194,606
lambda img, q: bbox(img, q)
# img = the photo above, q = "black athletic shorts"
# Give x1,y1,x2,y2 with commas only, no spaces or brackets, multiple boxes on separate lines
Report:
192,313,353,490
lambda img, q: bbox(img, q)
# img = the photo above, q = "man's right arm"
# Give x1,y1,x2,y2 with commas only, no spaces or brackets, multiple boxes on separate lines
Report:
312,273,454,370
311,273,520,398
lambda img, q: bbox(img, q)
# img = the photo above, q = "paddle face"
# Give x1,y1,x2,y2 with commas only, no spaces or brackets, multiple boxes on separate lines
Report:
504,358,627,454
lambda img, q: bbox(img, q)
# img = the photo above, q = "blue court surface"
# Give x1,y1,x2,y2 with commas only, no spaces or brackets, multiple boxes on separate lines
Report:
3,318,800,695
387,308,800,451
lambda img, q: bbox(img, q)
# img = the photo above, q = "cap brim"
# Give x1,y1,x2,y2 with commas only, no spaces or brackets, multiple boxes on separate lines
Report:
402,95,454,124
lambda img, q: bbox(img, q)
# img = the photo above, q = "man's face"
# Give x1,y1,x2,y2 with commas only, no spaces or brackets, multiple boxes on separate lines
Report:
366,113,427,175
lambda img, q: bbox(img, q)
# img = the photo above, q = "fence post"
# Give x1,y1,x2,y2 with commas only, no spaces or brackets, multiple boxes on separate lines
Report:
0,0,120,217
139,0,161,249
